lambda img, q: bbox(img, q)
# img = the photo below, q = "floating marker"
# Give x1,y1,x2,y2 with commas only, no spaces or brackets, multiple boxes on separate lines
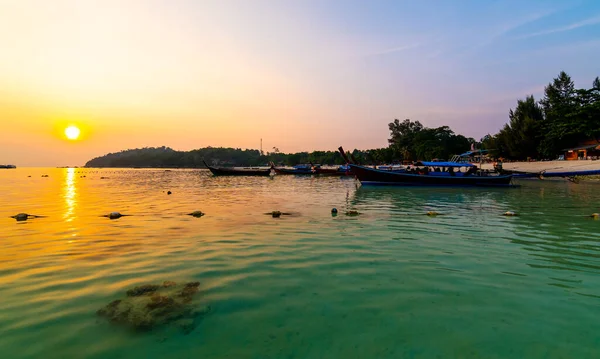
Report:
331,208,338,216
591,213,599,219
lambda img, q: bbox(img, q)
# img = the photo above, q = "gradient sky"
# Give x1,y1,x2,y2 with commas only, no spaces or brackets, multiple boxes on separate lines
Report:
1,0,600,166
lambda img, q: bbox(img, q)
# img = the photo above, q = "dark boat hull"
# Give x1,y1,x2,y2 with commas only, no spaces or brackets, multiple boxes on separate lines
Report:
350,164,514,187
314,168,353,176
273,168,314,175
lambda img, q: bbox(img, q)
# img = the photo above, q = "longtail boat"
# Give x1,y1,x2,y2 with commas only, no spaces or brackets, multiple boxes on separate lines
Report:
271,164,315,175
349,163,514,186
338,147,514,187
314,165,353,176
203,160,272,176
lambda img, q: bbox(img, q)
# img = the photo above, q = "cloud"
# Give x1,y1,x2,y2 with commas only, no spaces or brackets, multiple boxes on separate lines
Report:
517,15,600,39
373,43,421,56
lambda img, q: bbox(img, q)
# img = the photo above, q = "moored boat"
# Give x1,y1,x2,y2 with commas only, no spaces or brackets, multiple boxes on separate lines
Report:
203,160,271,176
272,164,315,175
349,163,514,187
314,165,353,176
0,164,16,169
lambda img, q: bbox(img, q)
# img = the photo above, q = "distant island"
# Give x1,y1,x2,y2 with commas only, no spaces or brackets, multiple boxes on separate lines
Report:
85,146,354,168
86,71,599,168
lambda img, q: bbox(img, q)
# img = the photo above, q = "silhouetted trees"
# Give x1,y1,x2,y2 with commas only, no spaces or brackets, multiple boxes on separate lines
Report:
482,71,600,160
388,119,474,161
85,146,353,168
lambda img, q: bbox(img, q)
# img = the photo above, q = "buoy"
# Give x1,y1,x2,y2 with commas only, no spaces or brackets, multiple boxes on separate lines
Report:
346,210,360,216
591,213,599,219
187,211,205,218
167,191,172,195
331,208,338,215
503,211,517,216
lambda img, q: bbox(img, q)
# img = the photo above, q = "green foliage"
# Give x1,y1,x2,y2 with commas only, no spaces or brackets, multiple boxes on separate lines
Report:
484,71,600,160
387,119,472,161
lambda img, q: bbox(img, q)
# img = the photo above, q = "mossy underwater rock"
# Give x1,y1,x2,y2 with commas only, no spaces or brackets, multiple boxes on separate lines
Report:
97,281,207,333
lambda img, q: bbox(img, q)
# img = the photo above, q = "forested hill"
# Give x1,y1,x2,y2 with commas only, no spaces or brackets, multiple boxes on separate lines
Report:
84,146,351,168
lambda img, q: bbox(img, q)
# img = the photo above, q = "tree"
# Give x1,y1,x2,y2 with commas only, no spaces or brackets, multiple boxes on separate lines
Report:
496,95,544,159
388,119,424,161
538,71,576,157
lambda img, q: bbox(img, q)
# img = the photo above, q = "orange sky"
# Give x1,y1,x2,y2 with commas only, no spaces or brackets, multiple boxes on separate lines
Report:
2,0,599,166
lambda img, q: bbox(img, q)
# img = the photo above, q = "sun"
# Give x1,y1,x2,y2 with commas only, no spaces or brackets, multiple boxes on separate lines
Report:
65,126,80,140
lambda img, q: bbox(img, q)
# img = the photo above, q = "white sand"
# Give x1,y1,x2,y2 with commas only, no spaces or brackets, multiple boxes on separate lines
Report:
480,160,600,172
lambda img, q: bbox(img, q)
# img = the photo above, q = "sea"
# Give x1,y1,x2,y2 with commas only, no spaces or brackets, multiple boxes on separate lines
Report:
1,168,599,359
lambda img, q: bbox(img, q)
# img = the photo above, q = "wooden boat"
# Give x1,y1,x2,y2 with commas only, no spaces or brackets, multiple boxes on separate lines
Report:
272,164,315,175
314,165,353,176
348,163,514,187
203,160,271,176
0,164,16,169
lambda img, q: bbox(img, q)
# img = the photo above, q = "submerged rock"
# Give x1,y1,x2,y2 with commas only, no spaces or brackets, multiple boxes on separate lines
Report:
103,212,129,220
11,213,29,221
126,284,160,297
11,213,44,221
97,281,207,332
264,211,292,218
187,211,205,218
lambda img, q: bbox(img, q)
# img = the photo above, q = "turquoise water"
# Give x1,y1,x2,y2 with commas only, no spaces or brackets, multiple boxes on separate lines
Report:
1,168,600,358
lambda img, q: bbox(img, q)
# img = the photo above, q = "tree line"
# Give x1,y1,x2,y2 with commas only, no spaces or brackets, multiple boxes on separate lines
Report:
481,71,600,160
84,146,354,167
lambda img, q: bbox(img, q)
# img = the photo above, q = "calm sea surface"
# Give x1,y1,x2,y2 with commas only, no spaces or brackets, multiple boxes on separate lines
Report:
1,168,600,358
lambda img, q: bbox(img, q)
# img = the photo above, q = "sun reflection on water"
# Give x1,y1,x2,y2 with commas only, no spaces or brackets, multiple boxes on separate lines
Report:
63,168,77,222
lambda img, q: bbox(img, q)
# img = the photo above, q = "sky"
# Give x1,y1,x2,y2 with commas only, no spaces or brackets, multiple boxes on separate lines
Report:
1,0,600,166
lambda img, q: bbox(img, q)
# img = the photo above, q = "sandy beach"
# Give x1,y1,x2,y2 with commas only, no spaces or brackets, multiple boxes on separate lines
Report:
481,160,600,173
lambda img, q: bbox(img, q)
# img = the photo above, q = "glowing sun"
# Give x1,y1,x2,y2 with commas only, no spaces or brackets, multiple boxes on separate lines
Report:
65,126,80,140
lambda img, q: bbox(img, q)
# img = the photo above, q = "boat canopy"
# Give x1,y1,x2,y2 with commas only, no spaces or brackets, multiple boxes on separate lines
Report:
413,161,476,168
458,149,489,157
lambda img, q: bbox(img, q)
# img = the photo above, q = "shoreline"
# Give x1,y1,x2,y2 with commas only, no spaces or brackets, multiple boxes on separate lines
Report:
480,159,600,172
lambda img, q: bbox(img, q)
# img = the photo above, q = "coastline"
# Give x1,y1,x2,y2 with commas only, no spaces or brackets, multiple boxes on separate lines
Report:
481,160,600,180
